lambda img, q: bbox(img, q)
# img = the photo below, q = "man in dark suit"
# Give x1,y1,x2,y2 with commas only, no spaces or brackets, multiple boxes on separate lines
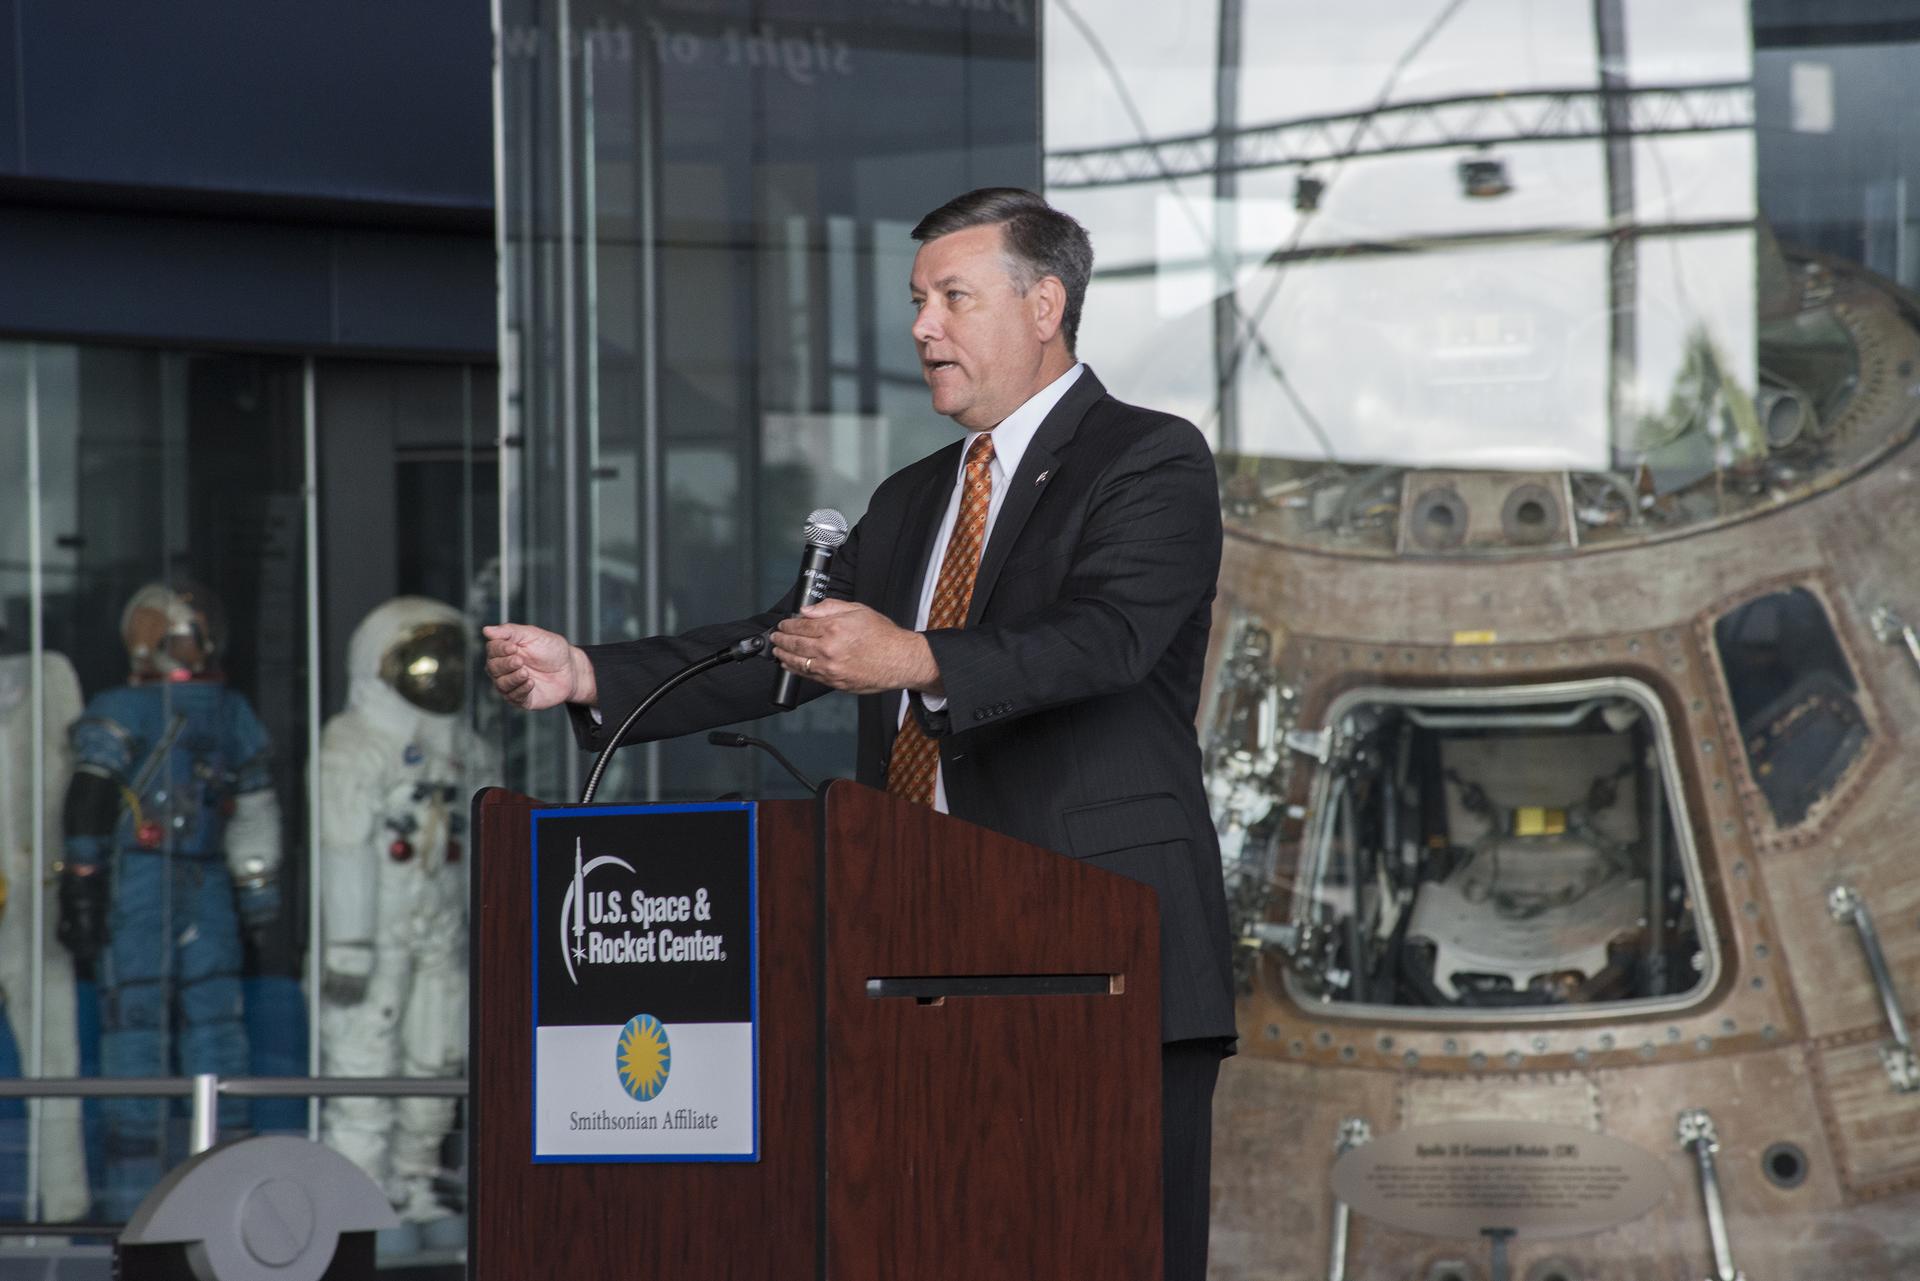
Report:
485,188,1233,1281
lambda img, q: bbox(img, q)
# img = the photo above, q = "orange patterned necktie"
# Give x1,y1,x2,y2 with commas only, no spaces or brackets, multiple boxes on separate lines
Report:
887,432,995,805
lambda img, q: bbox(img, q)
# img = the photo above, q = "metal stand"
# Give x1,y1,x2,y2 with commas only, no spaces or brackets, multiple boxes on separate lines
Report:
1482,1227,1516,1281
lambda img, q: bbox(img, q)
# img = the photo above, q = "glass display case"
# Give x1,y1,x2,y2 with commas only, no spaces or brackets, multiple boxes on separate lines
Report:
1050,1,1920,1276
0,346,495,1258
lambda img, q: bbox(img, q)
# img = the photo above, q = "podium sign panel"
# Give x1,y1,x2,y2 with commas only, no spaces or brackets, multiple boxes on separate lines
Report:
528,803,759,1162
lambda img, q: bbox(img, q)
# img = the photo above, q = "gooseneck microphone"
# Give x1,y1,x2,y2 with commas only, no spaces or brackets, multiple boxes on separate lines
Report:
707,731,821,795
772,508,850,709
579,633,768,805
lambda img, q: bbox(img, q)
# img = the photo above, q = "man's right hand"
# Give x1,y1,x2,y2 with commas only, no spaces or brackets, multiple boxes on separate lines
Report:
483,623,598,711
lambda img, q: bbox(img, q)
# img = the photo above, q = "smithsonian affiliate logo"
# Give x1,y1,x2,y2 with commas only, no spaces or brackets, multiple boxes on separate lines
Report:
616,1013,671,1101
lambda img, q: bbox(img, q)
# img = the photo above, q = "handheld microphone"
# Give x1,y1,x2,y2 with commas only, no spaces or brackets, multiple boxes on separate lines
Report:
772,508,850,709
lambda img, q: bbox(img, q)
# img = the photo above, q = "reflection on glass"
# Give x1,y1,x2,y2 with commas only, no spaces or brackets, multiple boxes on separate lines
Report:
1055,3,1920,1276
1052,0,1920,557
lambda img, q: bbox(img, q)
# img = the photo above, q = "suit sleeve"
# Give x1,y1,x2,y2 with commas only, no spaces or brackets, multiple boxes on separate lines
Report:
564,517,863,752
916,419,1220,735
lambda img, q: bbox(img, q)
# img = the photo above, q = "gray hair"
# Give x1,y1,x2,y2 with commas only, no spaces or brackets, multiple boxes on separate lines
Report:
912,188,1094,354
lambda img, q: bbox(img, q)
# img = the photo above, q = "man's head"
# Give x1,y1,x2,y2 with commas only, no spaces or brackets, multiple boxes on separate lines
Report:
909,188,1093,430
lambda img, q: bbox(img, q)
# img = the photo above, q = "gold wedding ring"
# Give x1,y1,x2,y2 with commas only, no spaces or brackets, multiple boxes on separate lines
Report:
804,656,814,674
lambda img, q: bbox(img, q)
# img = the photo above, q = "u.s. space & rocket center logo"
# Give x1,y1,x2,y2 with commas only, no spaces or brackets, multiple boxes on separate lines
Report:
557,839,729,986
529,804,759,1163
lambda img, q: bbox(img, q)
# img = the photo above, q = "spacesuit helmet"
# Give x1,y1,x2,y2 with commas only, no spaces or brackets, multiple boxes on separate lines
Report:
121,580,227,681
378,618,469,716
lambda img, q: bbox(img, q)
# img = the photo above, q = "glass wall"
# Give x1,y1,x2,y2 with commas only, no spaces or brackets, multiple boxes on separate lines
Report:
1045,1,1920,1277
0,344,495,1260
496,0,1040,805
490,2,1920,1277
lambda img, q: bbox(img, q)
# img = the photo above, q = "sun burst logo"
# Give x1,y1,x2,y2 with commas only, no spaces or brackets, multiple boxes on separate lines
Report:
616,1013,671,1101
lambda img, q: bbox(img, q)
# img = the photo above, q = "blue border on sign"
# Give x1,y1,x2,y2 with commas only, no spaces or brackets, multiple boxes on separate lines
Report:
528,801,761,1164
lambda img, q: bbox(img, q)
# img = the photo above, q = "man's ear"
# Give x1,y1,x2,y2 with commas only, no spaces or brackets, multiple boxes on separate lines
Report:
1030,275,1067,344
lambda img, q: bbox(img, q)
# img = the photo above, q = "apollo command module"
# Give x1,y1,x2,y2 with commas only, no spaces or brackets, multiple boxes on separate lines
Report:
1200,241,1920,1280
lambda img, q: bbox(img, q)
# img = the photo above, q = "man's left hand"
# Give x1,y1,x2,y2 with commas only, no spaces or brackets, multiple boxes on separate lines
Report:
772,600,942,695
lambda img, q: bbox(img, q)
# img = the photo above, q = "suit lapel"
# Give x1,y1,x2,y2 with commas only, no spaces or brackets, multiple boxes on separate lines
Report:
967,368,1107,626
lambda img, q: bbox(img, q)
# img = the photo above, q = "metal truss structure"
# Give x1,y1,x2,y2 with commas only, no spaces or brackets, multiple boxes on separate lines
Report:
1046,81,1754,190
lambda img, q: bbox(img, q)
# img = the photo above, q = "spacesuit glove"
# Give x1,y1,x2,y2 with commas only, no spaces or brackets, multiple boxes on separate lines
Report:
56,866,111,969
235,879,283,943
322,942,376,1006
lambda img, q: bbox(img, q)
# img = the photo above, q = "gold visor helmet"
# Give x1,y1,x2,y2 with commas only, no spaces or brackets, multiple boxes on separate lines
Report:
378,620,469,716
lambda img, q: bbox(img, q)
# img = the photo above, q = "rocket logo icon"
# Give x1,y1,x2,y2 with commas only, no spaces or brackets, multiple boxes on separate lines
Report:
559,837,637,985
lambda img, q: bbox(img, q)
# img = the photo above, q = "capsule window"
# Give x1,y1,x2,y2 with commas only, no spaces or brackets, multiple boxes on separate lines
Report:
1712,587,1868,829
1281,679,1717,1023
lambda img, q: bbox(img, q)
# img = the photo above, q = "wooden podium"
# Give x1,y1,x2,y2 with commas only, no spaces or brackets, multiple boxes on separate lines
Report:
471,780,1163,1279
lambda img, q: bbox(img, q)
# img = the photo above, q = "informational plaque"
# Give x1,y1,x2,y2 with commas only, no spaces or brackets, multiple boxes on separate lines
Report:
529,803,758,1163
1332,1121,1669,1239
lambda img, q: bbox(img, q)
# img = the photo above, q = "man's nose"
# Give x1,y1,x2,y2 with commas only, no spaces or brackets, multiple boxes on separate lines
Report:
911,305,941,345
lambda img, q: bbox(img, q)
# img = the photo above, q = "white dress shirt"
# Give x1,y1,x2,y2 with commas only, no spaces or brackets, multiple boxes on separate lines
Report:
901,362,1085,812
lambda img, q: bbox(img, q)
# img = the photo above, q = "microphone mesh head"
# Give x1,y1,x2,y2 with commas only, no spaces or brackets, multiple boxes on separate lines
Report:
803,508,851,549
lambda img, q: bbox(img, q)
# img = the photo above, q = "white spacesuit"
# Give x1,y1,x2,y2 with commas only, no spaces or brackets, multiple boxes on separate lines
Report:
319,598,493,1224
0,651,87,1221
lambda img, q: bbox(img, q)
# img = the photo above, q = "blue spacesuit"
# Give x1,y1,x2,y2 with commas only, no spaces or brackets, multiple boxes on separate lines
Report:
59,583,282,1220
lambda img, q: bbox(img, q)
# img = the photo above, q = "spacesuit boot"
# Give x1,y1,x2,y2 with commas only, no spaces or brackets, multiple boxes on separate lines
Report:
60,583,282,1220
319,597,492,1229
